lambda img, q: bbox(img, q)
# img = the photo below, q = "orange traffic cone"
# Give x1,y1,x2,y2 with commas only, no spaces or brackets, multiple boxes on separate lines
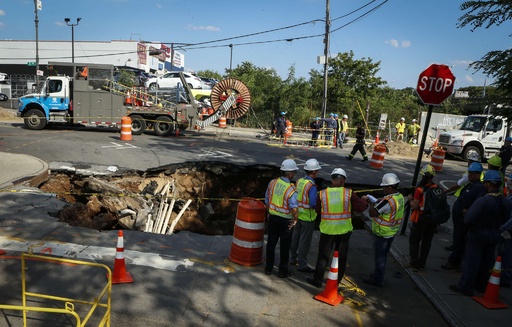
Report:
374,131,380,144
313,251,344,306
432,138,438,149
473,256,508,309
107,230,133,284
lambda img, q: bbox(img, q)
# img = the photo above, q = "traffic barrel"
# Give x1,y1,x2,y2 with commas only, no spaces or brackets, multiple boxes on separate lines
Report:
219,116,227,128
430,149,446,172
229,198,266,266
285,120,293,138
120,116,132,141
369,144,387,169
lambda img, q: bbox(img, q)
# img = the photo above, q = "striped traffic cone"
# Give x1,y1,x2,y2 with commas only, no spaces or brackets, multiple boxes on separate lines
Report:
313,251,344,306
473,256,508,309
107,230,133,284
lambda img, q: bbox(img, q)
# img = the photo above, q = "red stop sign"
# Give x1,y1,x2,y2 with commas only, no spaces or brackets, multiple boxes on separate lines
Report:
416,64,456,105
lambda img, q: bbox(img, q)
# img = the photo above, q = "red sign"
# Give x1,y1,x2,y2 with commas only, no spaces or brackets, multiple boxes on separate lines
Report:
416,64,456,105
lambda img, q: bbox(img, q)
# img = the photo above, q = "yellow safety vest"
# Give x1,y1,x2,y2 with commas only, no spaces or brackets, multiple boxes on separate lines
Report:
297,178,317,222
371,193,405,237
319,187,353,235
267,178,296,219
396,122,405,133
342,120,349,133
408,124,420,135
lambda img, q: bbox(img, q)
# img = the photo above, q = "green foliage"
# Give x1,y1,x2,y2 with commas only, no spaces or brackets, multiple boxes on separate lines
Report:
116,70,137,87
195,69,222,81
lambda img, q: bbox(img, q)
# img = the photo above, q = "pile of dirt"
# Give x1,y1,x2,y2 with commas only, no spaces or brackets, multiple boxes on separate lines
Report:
371,141,420,158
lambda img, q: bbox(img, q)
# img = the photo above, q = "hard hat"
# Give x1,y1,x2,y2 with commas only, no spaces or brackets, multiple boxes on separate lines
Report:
331,168,347,179
400,117,405,121
280,159,298,171
483,170,502,183
412,119,417,123
329,113,334,116
315,117,320,120
420,164,436,177
467,162,483,173
334,114,338,118
304,158,321,171
280,111,286,116
488,155,502,167
506,136,512,142
380,173,400,186
467,152,480,162
343,114,348,119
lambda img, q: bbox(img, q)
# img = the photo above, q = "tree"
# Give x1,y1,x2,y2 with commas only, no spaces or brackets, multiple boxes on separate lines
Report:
458,1,512,96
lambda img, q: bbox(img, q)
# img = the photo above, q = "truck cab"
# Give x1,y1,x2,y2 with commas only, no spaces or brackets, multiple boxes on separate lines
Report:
438,115,508,161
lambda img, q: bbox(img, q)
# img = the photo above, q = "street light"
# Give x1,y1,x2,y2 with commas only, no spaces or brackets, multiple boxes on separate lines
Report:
64,17,81,63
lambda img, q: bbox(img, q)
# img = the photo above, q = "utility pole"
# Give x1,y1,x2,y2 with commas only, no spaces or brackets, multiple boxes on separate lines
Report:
34,0,41,92
321,0,330,119
229,44,233,77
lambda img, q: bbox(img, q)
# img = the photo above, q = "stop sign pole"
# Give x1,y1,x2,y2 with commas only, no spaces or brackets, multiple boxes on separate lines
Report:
412,64,456,187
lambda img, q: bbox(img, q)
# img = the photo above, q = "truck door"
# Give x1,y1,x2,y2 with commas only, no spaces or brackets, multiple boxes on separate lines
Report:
482,117,504,152
43,79,69,111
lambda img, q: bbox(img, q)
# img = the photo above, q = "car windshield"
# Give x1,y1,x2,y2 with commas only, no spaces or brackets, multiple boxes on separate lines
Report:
460,116,486,132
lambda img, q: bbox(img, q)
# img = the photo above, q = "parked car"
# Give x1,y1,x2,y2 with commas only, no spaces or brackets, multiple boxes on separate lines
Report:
145,72,202,91
0,72,9,84
198,76,214,90
0,93,8,101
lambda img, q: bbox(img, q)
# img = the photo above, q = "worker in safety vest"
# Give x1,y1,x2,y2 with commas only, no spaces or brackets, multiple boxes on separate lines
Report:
408,164,438,270
362,173,405,287
407,119,421,144
395,117,406,141
264,159,299,278
338,114,349,149
488,154,505,194
306,168,368,288
290,158,321,272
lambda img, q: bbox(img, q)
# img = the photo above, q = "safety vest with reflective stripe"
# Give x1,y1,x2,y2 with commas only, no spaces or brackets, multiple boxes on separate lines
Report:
342,120,348,133
267,177,296,219
395,122,405,133
319,187,353,235
297,177,317,222
372,193,405,237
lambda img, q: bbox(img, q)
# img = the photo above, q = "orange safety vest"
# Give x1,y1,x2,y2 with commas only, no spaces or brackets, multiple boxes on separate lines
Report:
410,183,436,223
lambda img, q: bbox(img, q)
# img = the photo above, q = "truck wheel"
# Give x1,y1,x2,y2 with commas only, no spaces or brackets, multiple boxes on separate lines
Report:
148,83,157,92
130,115,146,135
463,146,481,161
24,109,47,130
154,116,174,136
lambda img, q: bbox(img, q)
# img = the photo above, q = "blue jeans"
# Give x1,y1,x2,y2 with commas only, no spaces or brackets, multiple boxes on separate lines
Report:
372,234,395,284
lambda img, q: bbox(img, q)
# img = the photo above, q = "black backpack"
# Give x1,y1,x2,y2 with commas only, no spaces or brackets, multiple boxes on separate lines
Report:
420,185,451,224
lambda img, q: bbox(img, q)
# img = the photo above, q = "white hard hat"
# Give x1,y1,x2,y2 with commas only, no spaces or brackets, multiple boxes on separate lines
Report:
304,158,321,171
412,119,417,122
400,117,405,121
343,115,348,119
380,173,400,186
331,168,347,179
281,159,299,171
467,152,480,162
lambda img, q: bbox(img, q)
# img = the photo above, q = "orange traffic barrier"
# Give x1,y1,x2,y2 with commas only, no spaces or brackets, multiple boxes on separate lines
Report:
314,250,344,306
374,131,380,144
219,116,227,128
285,120,293,138
369,144,387,170
432,138,439,148
120,116,132,141
473,256,508,309
229,198,266,266
430,149,446,171
107,230,133,284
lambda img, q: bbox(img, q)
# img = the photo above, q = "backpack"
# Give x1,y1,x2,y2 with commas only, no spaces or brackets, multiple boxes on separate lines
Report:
420,185,451,224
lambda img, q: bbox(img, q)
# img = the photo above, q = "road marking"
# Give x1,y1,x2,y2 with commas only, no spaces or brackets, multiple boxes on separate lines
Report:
101,142,138,150
198,150,233,158
0,236,193,272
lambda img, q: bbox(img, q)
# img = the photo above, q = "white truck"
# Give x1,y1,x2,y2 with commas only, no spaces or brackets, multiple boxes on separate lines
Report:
438,114,509,161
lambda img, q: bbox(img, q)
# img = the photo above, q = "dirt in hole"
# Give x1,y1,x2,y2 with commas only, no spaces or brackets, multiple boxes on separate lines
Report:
39,161,379,235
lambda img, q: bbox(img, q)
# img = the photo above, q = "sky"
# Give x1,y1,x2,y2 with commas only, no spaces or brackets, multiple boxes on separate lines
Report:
0,0,510,89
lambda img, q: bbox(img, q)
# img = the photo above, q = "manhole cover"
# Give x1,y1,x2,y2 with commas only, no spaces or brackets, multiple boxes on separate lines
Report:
0,219,23,227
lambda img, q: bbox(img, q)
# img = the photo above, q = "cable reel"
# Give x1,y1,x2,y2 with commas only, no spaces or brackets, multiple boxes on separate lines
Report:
210,79,251,119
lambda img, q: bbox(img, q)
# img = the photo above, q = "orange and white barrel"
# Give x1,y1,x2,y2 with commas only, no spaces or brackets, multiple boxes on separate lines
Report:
229,198,266,266
120,116,132,141
430,149,446,171
369,144,386,169
219,116,227,128
285,120,293,137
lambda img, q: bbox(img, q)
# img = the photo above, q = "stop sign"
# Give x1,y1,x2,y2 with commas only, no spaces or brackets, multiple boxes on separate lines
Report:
416,64,456,105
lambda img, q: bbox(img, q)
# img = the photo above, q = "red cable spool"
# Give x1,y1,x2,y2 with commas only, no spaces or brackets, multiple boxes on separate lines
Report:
210,79,251,119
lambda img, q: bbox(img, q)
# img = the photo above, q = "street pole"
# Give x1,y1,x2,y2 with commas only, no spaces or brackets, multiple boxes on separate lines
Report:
321,0,330,119
64,18,81,63
229,44,233,77
34,0,40,92
412,104,433,186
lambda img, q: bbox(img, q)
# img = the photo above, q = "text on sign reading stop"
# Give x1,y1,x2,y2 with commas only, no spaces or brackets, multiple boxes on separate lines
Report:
418,76,453,93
